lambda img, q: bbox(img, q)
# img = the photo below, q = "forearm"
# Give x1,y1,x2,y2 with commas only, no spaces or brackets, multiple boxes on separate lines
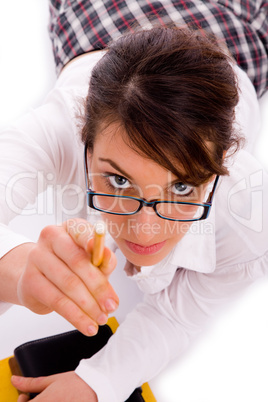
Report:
0,242,35,304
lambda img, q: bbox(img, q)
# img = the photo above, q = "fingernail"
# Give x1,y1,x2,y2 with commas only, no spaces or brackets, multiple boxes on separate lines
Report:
97,313,108,325
105,299,118,312
88,325,98,336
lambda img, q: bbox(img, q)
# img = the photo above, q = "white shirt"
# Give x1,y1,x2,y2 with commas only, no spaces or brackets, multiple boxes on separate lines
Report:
0,52,267,401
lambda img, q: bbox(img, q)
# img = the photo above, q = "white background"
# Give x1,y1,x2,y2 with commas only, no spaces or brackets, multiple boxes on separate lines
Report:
0,1,268,401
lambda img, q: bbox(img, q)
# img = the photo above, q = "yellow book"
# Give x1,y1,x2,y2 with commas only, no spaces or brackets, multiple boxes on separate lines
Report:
0,357,19,401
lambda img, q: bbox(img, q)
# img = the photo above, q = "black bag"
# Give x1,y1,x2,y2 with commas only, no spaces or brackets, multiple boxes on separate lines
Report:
13,325,145,401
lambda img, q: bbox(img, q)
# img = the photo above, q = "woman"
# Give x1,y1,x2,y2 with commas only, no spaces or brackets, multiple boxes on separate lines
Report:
0,1,267,401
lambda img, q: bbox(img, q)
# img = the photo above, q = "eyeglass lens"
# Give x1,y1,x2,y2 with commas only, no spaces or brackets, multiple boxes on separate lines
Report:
92,194,205,220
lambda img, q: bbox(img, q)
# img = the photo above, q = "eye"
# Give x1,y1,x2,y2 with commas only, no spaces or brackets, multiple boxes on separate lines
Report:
170,182,194,197
106,174,131,189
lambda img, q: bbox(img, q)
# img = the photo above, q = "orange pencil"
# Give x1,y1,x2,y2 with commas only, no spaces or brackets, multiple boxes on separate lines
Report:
91,221,106,266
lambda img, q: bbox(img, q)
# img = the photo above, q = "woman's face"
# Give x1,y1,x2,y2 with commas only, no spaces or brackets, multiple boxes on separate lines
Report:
88,123,211,267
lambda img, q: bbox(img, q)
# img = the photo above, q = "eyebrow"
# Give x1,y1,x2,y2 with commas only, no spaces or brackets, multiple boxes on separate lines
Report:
98,158,134,180
98,157,194,190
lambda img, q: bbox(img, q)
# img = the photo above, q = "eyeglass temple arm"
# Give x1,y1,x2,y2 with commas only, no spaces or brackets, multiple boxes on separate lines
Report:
206,175,220,204
84,144,91,189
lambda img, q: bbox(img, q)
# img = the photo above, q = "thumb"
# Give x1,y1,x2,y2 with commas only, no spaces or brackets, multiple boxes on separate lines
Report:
12,375,48,394
18,395,30,402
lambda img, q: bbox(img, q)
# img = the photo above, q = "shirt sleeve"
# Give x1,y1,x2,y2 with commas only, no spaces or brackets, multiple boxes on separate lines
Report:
0,86,83,259
75,251,268,401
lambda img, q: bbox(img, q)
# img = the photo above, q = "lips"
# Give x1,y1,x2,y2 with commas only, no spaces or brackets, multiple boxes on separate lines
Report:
125,240,166,255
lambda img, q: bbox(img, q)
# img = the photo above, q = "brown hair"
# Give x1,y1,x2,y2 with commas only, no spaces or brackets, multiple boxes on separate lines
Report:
81,26,241,186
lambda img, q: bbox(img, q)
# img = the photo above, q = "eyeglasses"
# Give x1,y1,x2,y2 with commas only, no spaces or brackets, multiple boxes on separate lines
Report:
84,144,219,222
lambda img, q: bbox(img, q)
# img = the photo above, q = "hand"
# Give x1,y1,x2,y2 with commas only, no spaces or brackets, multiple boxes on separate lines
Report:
17,218,119,336
11,372,98,402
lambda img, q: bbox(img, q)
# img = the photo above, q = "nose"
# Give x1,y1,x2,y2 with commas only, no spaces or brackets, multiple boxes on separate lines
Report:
127,205,160,243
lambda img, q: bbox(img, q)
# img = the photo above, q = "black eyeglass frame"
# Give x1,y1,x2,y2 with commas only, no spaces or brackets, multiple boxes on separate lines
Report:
84,144,219,222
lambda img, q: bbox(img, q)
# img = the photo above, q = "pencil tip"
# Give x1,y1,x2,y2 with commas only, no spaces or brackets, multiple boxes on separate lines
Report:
95,221,106,235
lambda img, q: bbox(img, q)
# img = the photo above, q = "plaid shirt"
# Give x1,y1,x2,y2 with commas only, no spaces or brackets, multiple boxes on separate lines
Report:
49,0,268,97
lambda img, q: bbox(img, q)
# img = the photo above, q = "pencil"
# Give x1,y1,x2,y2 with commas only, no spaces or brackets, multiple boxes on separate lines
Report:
91,221,106,267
